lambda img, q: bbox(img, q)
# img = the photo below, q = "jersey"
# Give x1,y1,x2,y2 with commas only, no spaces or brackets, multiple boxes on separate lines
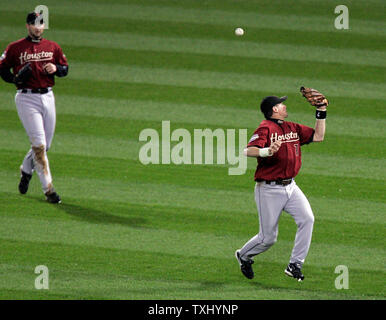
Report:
247,118,314,181
0,36,68,89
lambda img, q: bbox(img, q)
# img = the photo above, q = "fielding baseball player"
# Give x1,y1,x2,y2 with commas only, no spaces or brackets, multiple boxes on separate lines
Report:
235,87,328,281
0,12,68,203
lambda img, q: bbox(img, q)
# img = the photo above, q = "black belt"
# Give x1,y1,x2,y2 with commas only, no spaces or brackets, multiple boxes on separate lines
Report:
257,178,293,186
21,88,49,94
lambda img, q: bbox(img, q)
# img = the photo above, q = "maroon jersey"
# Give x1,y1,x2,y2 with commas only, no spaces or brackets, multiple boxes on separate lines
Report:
247,118,314,181
0,36,68,89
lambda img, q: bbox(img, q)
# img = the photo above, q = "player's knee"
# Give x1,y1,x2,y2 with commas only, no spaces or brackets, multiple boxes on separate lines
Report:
306,213,315,225
32,145,47,163
32,144,46,154
263,235,278,247
299,213,314,228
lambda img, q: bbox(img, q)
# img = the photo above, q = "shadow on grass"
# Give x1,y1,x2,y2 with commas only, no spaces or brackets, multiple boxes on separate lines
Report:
57,203,148,228
27,194,147,228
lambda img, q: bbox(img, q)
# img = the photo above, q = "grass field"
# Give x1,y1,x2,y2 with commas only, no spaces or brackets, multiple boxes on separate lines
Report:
0,0,385,300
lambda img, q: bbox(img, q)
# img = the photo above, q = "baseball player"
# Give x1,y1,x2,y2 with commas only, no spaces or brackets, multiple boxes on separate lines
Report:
235,88,328,281
0,12,68,203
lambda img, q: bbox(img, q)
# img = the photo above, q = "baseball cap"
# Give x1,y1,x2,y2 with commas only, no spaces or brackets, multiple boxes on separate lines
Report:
26,12,44,25
260,95,287,116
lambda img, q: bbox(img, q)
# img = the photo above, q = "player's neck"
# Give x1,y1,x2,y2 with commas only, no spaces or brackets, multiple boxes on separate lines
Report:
267,117,284,124
27,34,42,43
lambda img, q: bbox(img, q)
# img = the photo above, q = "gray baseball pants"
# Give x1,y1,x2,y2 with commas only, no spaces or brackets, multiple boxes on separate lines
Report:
15,89,56,194
239,180,314,266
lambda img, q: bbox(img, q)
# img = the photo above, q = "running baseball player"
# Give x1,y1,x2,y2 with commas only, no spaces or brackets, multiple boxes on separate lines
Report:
0,12,68,203
235,88,328,281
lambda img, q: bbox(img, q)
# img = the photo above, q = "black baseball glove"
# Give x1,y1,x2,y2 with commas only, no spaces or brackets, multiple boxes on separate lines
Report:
14,62,32,85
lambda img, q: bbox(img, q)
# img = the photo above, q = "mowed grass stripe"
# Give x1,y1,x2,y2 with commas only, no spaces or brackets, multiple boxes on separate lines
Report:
1,13,385,52
1,147,385,214
46,46,386,84
1,172,385,228
1,1,385,37
4,0,385,22
0,183,385,249
1,83,385,121
55,62,386,100
0,215,384,274
1,241,382,299
1,28,385,68
0,185,383,250
1,148,385,205
0,129,140,162
0,160,384,214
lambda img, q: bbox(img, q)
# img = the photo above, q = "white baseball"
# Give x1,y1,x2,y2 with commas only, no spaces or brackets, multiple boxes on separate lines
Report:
235,27,244,36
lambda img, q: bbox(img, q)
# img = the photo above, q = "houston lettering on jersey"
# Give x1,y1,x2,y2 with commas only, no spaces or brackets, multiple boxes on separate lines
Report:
19,51,54,64
270,131,299,144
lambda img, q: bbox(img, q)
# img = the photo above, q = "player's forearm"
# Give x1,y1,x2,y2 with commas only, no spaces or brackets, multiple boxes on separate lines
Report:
55,64,68,77
243,147,260,158
313,108,326,142
244,142,282,158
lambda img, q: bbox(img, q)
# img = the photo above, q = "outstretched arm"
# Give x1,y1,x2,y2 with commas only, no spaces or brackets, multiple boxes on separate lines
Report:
313,106,327,142
244,140,282,158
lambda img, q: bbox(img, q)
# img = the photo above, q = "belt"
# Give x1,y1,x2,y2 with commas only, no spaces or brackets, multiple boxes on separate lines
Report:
257,178,293,186
20,88,51,94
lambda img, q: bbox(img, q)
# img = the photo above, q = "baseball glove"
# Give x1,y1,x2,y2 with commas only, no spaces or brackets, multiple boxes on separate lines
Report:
300,86,329,108
14,62,32,85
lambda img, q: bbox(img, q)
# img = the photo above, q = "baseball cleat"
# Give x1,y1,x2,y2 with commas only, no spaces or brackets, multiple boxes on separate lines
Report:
18,169,32,194
45,191,61,204
235,250,254,279
285,262,305,282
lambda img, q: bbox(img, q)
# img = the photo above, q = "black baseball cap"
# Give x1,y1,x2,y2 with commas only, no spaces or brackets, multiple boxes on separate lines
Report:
260,95,287,117
26,12,44,25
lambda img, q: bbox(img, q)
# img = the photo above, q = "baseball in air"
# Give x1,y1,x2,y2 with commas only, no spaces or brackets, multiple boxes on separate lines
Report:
235,27,244,36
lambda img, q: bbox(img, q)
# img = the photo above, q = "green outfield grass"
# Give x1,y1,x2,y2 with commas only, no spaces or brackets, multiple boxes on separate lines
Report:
0,0,385,300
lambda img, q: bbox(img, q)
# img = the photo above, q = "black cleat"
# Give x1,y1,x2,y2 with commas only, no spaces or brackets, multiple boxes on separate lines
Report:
18,169,32,194
45,191,61,204
285,262,305,282
235,250,254,279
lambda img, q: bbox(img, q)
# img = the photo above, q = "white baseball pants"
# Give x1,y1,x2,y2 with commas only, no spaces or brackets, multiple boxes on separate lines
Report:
239,180,314,266
15,90,56,194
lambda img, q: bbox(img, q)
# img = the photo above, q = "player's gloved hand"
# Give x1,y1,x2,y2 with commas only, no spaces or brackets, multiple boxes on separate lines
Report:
14,62,32,85
300,87,329,108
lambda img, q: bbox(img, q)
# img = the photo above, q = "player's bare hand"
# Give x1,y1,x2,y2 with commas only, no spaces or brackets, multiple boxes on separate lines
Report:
269,140,282,155
43,63,57,74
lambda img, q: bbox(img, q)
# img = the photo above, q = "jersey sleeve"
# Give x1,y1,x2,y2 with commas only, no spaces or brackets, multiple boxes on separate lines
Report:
296,123,315,145
247,126,269,148
54,44,68,77
0,44,16,83
54,44,68,66
0,44,15,69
